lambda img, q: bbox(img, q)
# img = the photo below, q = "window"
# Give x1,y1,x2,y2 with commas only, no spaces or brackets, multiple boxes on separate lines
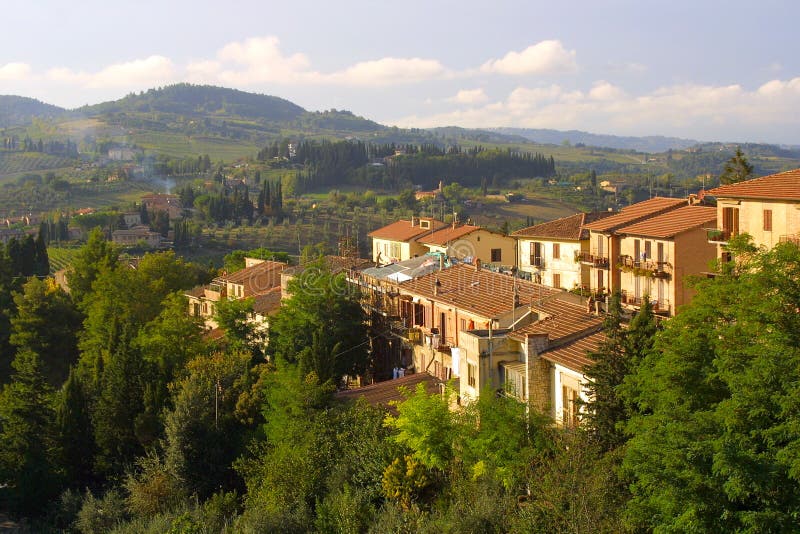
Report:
552,243,560,259
634,239,641,260
460,318,466,331
413,303,426,326
420,220,430,229
467,363,477,388
562,385,580,427
722,206,740,236
530,242,543,267
491,248,502,262
764,209,773,231
644,241,652,260
390,242,401,258
552,273,561,289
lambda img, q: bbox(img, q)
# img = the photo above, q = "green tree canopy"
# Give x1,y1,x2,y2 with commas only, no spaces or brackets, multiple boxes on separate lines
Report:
719,147,754,185
10,277,82,386
267,262,368,383
622,240,800,532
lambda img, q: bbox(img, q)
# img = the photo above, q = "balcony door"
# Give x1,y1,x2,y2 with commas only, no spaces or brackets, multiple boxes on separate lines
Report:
722,206,740,236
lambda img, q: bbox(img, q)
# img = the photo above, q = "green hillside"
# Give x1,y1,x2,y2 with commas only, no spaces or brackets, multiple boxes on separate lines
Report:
79,83,306,122
0,95,68,127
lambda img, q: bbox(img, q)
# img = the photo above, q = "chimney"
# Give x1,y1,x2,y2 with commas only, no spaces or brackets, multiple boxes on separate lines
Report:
434,277,441,296
475,258,481,271
438,180,443,192
410,216,416,227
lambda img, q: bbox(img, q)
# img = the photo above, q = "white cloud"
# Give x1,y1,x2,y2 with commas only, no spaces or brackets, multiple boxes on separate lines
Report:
0,62,32,81
327,57,446,86
392,78,800,141
46,56,175,89
480,40,577,75
448,88,489,105
588,81,625,101
184,36,446,87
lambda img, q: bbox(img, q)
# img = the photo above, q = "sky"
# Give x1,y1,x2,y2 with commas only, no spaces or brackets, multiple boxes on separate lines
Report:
1,0,799,144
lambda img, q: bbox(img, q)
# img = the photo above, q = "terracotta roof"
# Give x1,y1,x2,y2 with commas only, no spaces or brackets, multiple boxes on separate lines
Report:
582,197,687,233
367,219,446,242
419,224,482,245
399,263,559,319
218,260,286,297
618,205,717,239
185,285,206,298
252,287,282,316
512,212,614,240
282,256,374,277
539,331,605,372
335,373,442,412
707,168,800,200
508,299,603,342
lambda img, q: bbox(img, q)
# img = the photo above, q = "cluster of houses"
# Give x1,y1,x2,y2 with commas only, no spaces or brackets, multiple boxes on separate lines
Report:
187,168,800,426
110,194,184,248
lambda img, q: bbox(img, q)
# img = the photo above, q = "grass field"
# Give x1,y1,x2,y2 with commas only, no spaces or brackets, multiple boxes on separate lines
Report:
130,130,259,161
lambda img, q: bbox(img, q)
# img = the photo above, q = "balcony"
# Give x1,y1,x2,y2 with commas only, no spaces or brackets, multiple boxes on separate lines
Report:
618,255,672,279
706,228,733,244
780,234,800,247
620,291,671,315
575,251,610,269
529,256,545,269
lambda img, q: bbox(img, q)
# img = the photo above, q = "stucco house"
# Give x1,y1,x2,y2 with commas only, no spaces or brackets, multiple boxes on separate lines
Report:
614,205,717,316
512,212,612,290
706,168,800,259
367,217,446,265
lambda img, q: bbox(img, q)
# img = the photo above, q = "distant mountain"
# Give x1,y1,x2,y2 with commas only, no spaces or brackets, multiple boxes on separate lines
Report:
490,127,700,153
428,126,531,145
0,96,68,127
79,84,307,123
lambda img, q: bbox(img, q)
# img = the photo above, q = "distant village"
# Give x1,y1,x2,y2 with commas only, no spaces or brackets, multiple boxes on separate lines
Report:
173,168,799,425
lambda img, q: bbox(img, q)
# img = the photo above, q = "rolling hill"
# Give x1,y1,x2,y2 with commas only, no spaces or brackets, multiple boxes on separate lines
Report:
0,96,68,127
490,127,700,153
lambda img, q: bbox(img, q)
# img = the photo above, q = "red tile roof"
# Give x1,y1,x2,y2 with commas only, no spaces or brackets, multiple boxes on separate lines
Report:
419,224,484,245
582,197,687,233
508,299,603,342
539,331,605,372
707,168,800,200
282,256,374,277
368,219,446,242
335,373,442,412
218,260,286,297
618,205,717,239
252,287,282,316
399,263,559,319
512,212,614,240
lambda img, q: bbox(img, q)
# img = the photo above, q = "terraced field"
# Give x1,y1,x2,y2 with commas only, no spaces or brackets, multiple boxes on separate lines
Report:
0,151,77,179
47,246,81,273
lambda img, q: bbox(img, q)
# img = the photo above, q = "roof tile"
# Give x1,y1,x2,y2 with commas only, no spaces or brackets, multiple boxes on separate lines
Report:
512,212,614,240
582,197,687,233
617,205,717,239
707,168,800,200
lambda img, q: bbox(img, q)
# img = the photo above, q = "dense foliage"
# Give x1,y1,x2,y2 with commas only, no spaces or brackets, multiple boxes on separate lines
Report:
1,233,800,533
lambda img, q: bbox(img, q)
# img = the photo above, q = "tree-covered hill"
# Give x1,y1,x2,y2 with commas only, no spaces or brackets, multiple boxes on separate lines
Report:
0,96,68,128
78,84,306,123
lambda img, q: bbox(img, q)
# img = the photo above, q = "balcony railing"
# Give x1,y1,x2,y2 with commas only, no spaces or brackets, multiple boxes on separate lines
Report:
780,235,800,247
529,256,545,268
575,251,610,268
620,291,671,314
706,228,733,244
618,255,672,278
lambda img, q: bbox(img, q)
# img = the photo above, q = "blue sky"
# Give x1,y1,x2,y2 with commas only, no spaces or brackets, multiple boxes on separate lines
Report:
1,0,798,144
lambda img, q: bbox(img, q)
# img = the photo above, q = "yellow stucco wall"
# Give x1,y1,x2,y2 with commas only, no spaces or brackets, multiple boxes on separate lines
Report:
517,237,585,289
